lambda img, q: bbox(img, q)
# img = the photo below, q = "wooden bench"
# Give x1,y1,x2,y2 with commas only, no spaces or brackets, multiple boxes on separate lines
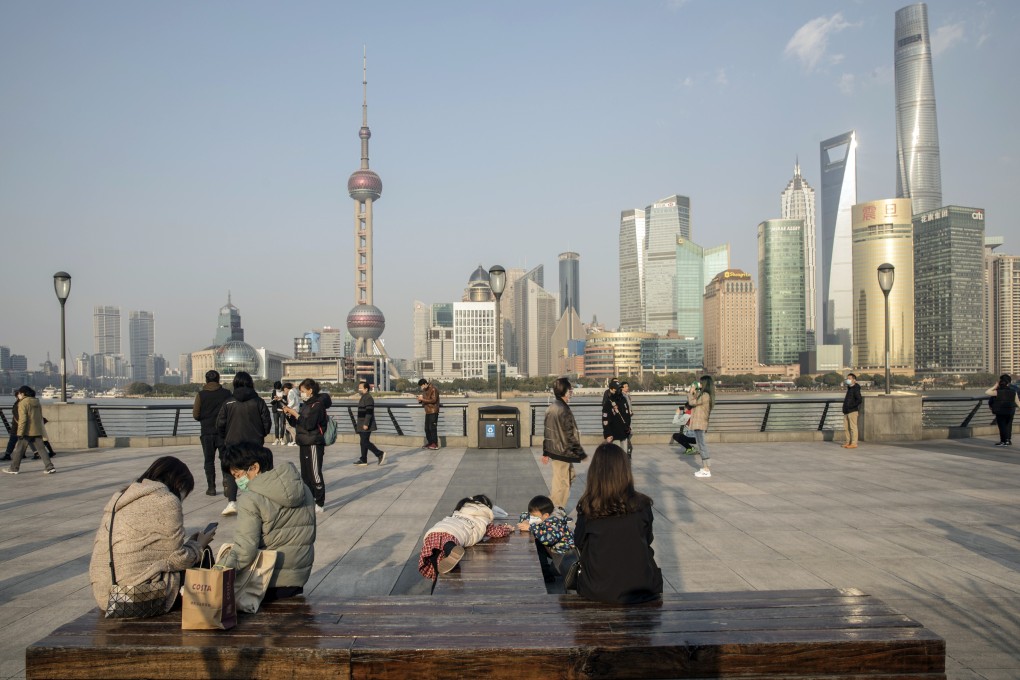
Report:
27,527,945,679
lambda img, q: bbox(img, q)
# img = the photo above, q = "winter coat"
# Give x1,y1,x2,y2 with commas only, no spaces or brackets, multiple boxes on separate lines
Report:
985,385,1020,414
425,502,494,548
89,480,203,613
601,390,630,441
574,496,662,605
216,386,272,446
218,462,316,589
543,398,587,463
291,393,333,446
420,383,440,415
15,396,44,437
687,390,712,431
842,383,863,414
357,392,377,432
192,382,231,436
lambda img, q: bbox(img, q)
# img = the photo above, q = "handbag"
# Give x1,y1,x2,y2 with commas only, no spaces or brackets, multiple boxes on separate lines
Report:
104,489,168,619
563,546,582,592
182,565,236,630
216,544,279,614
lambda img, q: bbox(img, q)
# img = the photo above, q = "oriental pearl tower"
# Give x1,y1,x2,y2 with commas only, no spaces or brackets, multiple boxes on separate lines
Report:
345,49,394,384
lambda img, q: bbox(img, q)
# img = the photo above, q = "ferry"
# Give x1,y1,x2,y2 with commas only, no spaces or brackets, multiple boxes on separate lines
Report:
39,386,59,400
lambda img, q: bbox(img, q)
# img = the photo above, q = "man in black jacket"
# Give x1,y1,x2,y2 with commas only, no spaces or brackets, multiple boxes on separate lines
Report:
193,370,231,497
215,371,272,515
842,373,862,449
543,377,587,514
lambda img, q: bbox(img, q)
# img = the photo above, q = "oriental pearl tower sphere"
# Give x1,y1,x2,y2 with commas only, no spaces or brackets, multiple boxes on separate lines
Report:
346,49,386,356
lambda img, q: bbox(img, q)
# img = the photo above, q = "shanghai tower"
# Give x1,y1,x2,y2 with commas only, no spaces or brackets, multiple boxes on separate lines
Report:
894,3,942,215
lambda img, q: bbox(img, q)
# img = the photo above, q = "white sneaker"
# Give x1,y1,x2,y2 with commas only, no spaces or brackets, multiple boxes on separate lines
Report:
221,501,238,516
287,442,297,447
315,505,323,514
274,439,281,446
694,469,712,478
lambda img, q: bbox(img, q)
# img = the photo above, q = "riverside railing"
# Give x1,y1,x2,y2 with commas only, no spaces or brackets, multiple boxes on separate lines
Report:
0,395,995,440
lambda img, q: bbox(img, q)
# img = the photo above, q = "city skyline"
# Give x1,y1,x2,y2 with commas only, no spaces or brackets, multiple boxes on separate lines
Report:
2,1,1017,369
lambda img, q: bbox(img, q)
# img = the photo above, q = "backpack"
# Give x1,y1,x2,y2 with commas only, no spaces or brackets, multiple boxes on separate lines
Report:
320,415,338,446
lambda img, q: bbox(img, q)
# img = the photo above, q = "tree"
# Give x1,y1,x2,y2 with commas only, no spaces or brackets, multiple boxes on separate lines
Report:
125,381,153,395
794,375,815,389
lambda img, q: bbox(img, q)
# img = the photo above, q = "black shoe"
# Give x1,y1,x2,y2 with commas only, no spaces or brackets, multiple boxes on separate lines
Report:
206,487,217,496
32,454,40,460
353,460,369,466
377,452,387,465
0,455,10,461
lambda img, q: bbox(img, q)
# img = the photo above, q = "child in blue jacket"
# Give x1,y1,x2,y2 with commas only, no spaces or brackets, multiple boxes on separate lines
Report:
517,494,577,582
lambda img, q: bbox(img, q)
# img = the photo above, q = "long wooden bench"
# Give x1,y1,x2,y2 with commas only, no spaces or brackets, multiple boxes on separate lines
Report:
27,526,945,679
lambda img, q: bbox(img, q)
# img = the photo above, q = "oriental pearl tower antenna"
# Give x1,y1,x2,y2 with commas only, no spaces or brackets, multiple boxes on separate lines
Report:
346,48,396,384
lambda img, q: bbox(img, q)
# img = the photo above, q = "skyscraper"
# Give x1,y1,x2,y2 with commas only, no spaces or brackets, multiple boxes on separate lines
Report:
93,305,121,356
412,301,430,361
850,199,915,373
983,236,1004,373
820,131,858,366
514,278,558,378
895,3,942,215
643,195,691,335
913,206,985,376
213,293,243,345
129,311,155,383
990,253,1020,375
345,50,392,386
780,160,817,343
558,251,580,319
675,238,729,347
453,301,496,379
619,209,646,331
757,219,806,365
704,270,757,375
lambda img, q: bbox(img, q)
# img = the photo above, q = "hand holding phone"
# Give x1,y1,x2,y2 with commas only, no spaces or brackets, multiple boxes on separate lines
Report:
203,522,218,535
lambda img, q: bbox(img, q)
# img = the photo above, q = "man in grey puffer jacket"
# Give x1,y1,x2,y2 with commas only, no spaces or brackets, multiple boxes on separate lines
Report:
218,444,315,600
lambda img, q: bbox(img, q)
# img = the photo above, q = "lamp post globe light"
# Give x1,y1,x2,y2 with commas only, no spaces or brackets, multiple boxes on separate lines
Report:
53,272,72,403
877,263,895,396
487,265,506,400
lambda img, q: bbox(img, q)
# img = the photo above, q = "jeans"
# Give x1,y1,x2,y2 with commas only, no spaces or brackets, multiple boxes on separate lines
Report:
359,431,383,462
692,430,709,463
272,411,286,439
299,442,325,507
424,412,439,446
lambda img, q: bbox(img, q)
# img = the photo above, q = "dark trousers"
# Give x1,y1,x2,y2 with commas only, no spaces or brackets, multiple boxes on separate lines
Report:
201,434,236,501
424,412,439,446
672,431,697,449
299,442,325,507
359,431,383,462
272,411,286,439
995,412,1015,443
4,432,17,456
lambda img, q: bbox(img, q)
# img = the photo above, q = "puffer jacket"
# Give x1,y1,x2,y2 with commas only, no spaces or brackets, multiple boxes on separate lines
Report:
425,502,494,547
16,396,44,437
89,480,202,612
687,390,712,431
292,393,333,446
543,398,587,463
219,462,316,589
216,386,272,446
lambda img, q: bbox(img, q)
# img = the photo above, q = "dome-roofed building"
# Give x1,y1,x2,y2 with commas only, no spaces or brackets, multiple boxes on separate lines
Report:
214,340,261,378
464,264,494,302
346,303,386,341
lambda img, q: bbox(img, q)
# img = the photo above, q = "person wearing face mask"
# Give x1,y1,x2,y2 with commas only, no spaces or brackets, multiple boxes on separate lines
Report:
281,378,332,513
841,373,863,449
215,371,272,516
217,444,315,603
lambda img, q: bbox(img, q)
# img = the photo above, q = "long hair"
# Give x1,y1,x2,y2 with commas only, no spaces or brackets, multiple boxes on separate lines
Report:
137,456,195,500
576,443,651,519
700,375,716,412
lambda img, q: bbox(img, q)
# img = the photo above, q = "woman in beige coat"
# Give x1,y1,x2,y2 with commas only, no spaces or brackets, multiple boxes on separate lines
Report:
89,457,215,614
687,375,716,478
2,386,54,475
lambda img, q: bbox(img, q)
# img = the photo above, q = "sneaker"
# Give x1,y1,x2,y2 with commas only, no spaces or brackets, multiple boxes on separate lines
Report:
353,460,369,466
437,544,465,574
995,442,1007,447
694,469,711,478
0,455,10,461
32,454,40,460
683,447,696,455
205,487,217,496
315,505,324,514
44,467,56,474
377,452,387,466
221,501,238,516
845,443,858,449
287,442,297,447
2,468,18,475
427,443,439,450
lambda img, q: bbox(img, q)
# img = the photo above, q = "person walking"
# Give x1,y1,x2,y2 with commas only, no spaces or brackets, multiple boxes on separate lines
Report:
986,374,1019,446
192,370,232,497
842,373,862,449
2,386,55,475
620,381,634,456
215,371,272,515
354,381,386,466
688,375,715,478
601,380,630,449
542,377,587,514
417,378,441,450
281,378,332,513
3,397,20,461
270,381,288,446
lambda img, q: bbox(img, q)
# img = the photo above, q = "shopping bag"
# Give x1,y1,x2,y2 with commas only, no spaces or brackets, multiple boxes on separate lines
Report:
216,543,279,614
182,566,236,630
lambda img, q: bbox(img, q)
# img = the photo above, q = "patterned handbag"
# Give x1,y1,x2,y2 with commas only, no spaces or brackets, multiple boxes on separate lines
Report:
104,489,168,618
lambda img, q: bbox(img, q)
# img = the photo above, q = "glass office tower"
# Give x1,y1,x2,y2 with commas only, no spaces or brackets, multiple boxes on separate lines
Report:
757,220,806,365
643,195,691,335
619,209,646,331
558,251,580,319
895,3,942,215
780,161,817,344
820,131,857,367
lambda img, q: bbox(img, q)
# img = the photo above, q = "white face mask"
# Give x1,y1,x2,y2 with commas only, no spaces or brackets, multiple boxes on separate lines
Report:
845,379,853,386
528,515,543,526
300,392,311,402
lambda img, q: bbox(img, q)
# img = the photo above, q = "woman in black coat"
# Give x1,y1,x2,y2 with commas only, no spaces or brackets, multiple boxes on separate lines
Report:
600,380,630,444
282,378,332,513
573,443,662,604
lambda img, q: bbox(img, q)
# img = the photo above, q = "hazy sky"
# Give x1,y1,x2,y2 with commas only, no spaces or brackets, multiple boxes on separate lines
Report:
2,0,1017,371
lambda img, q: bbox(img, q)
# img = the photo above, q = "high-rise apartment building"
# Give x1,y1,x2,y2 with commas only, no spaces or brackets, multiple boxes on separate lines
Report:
780,161,817,344
129,311,155,383
758,219,807,365
93,305,121,356
179,353,191,384
643,195,691,335
820,131,858,367
913,206,985,376
850,199,915,373
895,3,942,215
213,294,244,345
990,254,1020,375
558,252,580,320
515,278,558,377
704,269,757,375
453,301,496,379
675,238,729,348
983,236,1005,373
619,209,646,331
0,346,10,370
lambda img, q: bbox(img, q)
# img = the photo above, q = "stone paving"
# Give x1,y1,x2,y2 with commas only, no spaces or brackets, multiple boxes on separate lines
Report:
1,435,1019,679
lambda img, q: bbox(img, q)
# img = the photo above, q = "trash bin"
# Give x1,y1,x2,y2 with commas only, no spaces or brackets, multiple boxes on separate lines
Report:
477,406,521,449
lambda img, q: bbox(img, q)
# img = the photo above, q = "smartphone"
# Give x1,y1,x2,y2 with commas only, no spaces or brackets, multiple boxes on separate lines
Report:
203,522,218,535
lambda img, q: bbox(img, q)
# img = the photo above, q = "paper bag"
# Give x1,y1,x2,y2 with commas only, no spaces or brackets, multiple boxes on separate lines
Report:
216,543,279,614
182,566,236,630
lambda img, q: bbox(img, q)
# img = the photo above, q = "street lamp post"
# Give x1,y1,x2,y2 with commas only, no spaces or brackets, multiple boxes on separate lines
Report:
877,263,895,396
53,272,72,403
487,265,506,400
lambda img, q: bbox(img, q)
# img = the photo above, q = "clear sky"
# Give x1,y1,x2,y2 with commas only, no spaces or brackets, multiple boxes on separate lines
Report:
2,0,1017,372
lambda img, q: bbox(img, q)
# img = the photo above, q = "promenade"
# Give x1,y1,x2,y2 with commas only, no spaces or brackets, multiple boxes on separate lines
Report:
1,436,1018,680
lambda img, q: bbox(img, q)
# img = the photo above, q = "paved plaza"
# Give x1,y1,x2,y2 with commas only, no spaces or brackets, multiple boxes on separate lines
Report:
1,435,1019,679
